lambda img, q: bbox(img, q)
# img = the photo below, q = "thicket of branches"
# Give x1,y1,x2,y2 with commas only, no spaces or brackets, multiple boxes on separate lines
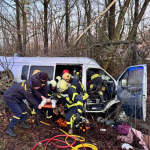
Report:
0,0,150,74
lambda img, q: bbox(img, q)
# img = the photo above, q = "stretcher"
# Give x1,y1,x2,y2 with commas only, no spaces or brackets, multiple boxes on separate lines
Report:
42,104,56,108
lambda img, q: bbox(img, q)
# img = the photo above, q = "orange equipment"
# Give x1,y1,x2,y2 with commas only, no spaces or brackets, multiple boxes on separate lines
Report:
56,118,67,127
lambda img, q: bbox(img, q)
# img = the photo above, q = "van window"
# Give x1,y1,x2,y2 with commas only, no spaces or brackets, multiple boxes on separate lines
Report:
21,65,29,80
55,65,82,81
119,66,144,86
29,66,54,81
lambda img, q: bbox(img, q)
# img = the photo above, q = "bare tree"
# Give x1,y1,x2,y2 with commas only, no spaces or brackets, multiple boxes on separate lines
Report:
15,0,22,54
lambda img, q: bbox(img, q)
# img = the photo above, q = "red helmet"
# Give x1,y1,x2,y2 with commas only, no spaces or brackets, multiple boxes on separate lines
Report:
63,69,69,74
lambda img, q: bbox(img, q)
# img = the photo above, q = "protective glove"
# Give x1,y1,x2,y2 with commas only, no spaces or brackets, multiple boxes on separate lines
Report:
51,100,56,108
40,98,47,106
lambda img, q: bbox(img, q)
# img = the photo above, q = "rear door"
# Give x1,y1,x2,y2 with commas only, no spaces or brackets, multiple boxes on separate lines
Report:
117,64,147,121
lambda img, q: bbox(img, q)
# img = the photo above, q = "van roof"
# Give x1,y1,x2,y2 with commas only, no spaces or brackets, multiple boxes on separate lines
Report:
0,56,99,66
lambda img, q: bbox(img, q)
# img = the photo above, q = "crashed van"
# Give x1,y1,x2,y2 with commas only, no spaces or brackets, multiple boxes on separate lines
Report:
0,55,147,121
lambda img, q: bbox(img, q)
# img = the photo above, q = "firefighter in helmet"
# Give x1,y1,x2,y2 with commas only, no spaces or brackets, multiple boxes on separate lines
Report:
87,69,105,102
57,79,83,135
62,73,89,104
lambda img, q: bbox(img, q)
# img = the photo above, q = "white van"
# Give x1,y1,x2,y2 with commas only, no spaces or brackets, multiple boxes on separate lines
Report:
0,55,147,121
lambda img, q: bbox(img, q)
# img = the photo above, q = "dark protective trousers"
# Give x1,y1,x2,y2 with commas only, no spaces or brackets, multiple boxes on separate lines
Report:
65,106,82,129
6,101,27,128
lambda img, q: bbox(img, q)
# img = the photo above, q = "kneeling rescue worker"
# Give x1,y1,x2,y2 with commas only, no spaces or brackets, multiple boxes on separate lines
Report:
62,73,89,104
57,79,83,135
3,79,47,137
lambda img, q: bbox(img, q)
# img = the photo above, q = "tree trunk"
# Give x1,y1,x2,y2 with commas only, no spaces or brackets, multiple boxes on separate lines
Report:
44,0,50,55
65,0,69,48
127,0,149,41
113,0,131,41
103,0,131,71
16,0,22,54
108,0,115,40
100,0,108,43
123,0,149,59
131,0,139,65
87,0,91,37
22,5,27,56
33,11,38,56
84,0,91,57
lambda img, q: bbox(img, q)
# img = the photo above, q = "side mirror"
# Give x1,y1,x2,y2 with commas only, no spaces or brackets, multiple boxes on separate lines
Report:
122,79,127,86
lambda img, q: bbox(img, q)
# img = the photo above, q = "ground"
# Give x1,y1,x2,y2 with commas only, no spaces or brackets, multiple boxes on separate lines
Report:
0,80,150,150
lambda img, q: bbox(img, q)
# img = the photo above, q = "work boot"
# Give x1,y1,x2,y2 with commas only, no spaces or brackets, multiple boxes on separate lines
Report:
36,115,42,126
68,128,73,135
6,126,17,137
19,121,30,129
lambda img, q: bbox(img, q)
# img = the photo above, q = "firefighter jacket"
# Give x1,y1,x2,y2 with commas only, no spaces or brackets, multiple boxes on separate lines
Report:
87,70,102,90
47,84,57,97
30,72,48,98
61,87,83,113
69,77,89,100
4,79,39,108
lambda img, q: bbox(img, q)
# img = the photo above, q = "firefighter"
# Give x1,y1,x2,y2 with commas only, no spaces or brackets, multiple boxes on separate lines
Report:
57,79,83,135
61,69,69,78
73,67,82,81
3,79,48,137
30,72,48,126
46,80,57,119
87,69,105,102
62,73,89,104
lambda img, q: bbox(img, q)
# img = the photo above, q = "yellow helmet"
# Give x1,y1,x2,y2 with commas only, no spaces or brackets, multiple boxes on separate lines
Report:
57,79,68,93
62,73,71,80
32,70,41,75
49,80,57,88
56,76,61,81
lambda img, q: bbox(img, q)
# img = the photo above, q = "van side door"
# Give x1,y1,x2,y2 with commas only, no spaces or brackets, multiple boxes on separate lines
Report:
117,64,147,121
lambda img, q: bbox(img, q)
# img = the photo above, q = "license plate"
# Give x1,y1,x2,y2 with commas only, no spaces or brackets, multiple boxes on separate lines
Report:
92,107,97,110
